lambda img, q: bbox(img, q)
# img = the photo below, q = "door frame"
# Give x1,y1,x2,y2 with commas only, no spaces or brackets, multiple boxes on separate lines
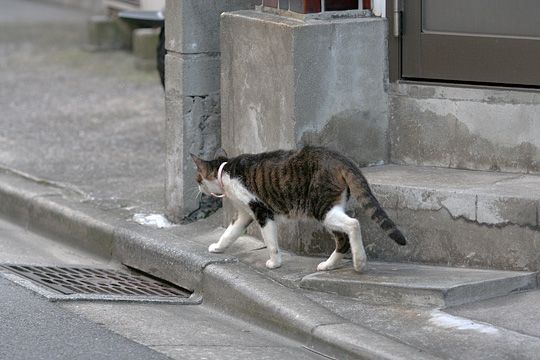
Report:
387,0,401,82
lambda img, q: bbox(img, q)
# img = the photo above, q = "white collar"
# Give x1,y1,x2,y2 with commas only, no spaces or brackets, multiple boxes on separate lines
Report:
210,162,227,198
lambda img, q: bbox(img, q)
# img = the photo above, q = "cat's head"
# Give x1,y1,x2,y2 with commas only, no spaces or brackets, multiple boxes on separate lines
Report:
190,148,228,196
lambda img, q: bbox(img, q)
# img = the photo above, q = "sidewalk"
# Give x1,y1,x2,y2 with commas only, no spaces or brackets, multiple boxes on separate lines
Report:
2,1,540,359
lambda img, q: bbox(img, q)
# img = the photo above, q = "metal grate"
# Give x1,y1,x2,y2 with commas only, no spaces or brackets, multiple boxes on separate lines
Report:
0,264,191,301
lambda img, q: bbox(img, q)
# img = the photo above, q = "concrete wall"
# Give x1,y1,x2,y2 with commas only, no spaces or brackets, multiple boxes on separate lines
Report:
222,10,389,165
390,84,540,174
164,0,256,222
221,10,390,254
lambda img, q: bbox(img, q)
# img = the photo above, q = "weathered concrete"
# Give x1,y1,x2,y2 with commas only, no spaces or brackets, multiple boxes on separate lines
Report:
221,10,390,254
305,290,540,360
361,165,540,271
164,58,221,218
308,323,438,360
164,0,256,221
300,263,538,307
86,15,133,51
203,262,439,360
64,302,326,360
449,289,540,339
165,0,257,54
221,10,389,164
133,28,160,71
390,83,540,174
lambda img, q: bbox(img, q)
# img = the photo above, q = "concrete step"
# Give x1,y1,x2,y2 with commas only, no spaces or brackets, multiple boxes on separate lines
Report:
300,262,538,308
361,165,540,272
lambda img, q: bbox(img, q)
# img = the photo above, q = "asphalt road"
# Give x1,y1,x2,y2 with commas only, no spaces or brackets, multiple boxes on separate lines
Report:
0,277,170,360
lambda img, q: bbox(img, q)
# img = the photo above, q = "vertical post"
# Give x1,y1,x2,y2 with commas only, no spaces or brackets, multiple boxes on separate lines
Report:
321,0,325,12
392,0,400,36
164,0,257,222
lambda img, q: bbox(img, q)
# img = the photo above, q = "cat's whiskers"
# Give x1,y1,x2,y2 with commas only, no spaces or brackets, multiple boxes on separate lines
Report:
188,187,202,200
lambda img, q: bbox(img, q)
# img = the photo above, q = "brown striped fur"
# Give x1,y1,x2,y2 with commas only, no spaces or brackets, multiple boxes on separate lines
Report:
192,146,406,271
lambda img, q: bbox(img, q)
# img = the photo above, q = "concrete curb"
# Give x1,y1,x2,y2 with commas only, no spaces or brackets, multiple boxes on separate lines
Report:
203,263,438,360
0,171,440,360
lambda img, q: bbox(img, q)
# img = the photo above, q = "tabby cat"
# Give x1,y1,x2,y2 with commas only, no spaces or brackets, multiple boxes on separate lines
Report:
191,146,406,272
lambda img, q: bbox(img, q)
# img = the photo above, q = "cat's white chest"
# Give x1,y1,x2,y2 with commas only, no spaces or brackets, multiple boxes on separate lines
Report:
222,175,257,210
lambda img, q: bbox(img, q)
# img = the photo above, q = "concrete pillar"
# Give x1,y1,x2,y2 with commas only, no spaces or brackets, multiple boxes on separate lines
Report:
221,10,390,254
164,0,256,222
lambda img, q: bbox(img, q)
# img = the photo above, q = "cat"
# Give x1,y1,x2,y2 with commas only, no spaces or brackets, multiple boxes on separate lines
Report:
191,146,406,272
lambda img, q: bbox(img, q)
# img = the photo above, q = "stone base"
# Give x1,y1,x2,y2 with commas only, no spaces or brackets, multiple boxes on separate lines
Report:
133,28,160,71
85,15,132,51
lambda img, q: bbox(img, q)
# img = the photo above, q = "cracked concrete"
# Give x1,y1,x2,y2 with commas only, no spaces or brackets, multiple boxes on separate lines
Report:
390,83,540,174
361,165,540,271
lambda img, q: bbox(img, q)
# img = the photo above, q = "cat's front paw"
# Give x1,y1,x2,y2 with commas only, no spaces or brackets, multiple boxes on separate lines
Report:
265,257,282,269
208,243,225,253
352,252,367,273
317,260,339,271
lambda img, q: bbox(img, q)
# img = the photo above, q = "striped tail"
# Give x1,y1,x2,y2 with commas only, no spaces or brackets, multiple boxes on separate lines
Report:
341,166,406,246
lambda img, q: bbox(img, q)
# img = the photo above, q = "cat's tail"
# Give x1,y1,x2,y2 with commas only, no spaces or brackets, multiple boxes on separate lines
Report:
341,165,406,246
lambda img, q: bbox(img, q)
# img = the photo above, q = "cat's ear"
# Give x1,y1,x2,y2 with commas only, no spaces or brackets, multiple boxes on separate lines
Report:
214,148,228,160
190,153,206,171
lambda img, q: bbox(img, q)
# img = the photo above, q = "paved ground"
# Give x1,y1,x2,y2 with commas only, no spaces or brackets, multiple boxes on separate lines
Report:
0,0,166,213
2,1,540,360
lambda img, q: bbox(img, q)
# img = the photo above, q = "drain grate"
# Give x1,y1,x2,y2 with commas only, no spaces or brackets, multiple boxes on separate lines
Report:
0,264,193,303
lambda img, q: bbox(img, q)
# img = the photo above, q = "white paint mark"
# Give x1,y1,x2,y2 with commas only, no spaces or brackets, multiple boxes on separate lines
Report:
429,310,499,335
368,160,385,167
133,214,174,229
373,0,386,17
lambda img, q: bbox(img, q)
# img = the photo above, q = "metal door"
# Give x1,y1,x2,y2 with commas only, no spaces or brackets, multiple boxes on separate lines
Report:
395,0,540,87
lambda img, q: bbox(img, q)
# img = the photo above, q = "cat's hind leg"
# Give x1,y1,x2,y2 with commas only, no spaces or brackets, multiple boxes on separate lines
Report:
317,231,350,271
323,205,367,272
260,219,282,269
209,211,253,253
249,200,282,269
